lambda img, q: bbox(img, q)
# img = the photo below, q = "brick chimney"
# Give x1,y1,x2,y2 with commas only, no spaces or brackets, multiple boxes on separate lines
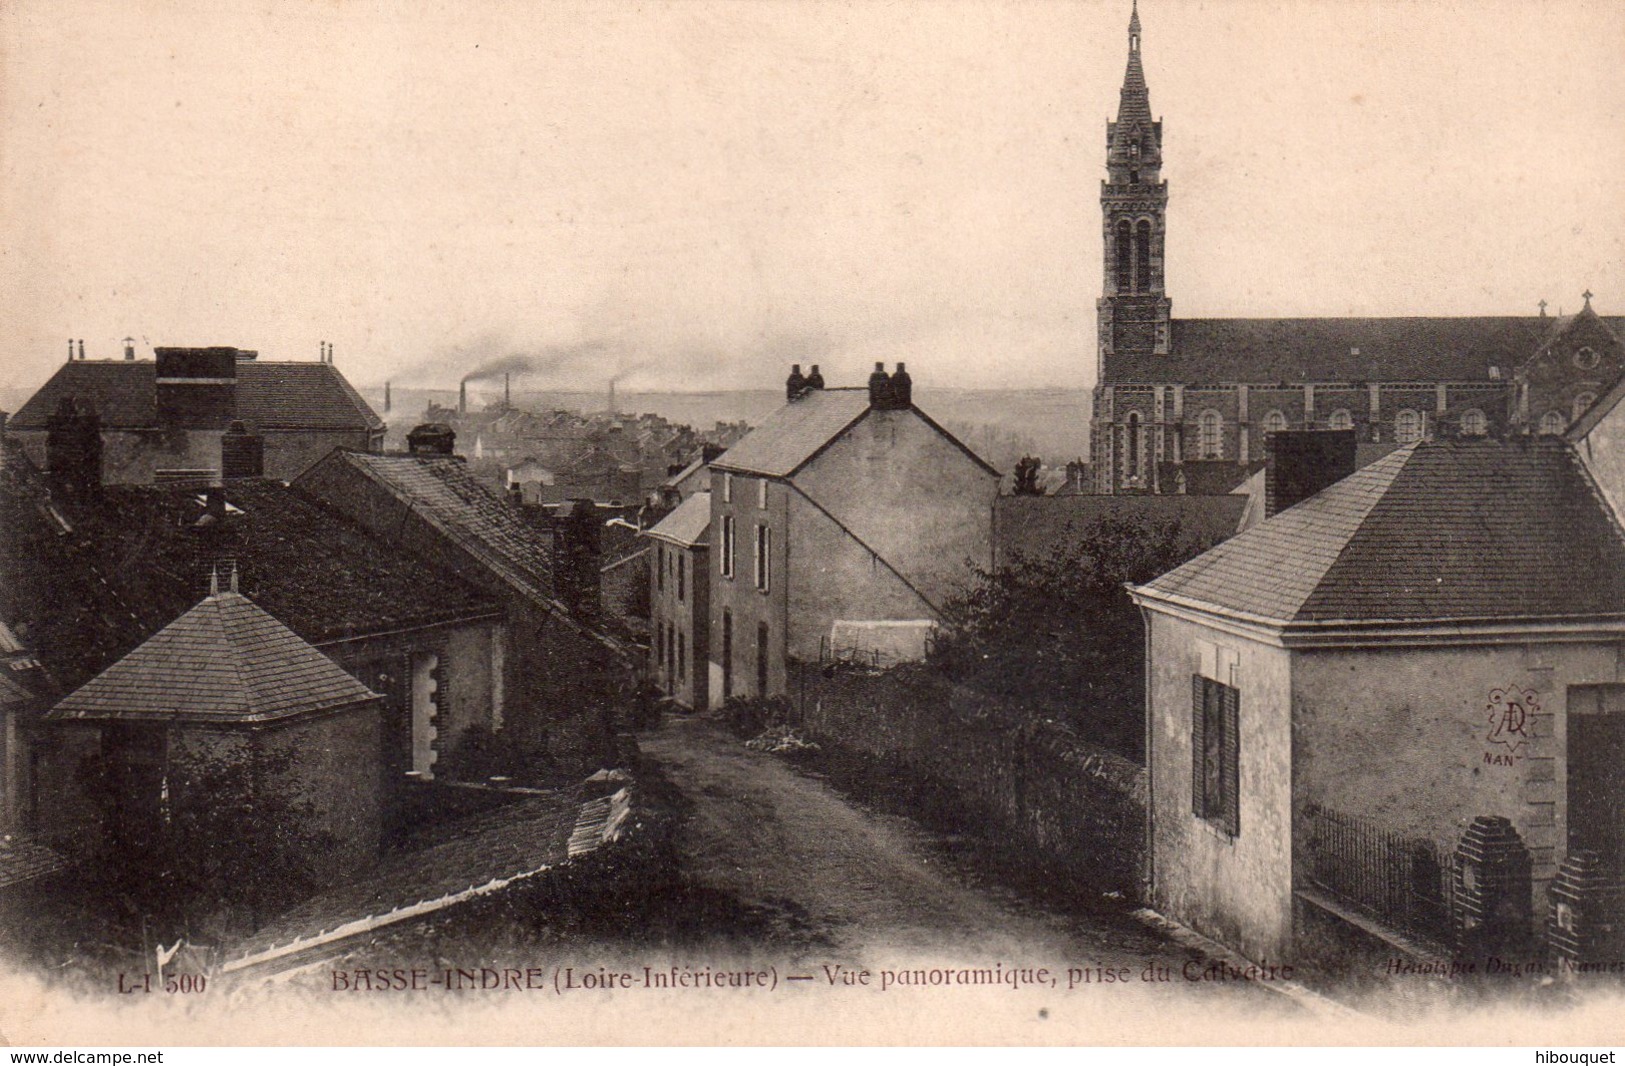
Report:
551,498,602,619
868,362,894,408
890,362,912,407
221,419,265,479
407,423,457,455
1265,430,1357,518
805,364,825,390
45,397,102,496
155,347,238,428
785,364,807,402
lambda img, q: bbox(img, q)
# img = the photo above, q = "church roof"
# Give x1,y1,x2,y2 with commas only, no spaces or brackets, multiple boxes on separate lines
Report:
9,360,383,432
49,589,379,724
1100,316,1625,386
1135,438,1625,627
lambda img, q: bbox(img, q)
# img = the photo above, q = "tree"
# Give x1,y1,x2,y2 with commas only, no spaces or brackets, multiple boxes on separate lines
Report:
930,514,1226,760
77,735,340,940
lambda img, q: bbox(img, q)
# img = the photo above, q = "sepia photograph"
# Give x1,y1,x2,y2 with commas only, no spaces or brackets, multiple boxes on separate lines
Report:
1,0,1624,1048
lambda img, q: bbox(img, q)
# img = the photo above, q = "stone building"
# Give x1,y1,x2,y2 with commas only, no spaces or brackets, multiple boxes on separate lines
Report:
1131,436,1625,967
43,583,385,881
707,365,999,703
7,345,385,485
645,491,711,710
1089,5,1625,495
293,435,633,769
0,439,506,836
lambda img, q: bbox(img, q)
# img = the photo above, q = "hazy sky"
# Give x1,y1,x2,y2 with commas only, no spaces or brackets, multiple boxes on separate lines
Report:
2,0,1622,394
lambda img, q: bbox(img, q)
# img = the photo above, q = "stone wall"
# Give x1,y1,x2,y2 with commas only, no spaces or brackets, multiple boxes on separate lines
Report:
791,661,1146,893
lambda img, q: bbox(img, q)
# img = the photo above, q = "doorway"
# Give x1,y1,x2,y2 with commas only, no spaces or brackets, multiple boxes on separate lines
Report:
1568,684,1625,867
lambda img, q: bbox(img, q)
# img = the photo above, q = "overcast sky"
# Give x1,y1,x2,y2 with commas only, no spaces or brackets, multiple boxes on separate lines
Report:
2,0,1622,394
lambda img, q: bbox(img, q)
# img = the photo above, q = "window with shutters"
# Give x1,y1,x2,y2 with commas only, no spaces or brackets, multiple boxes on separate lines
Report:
754,524,771,592
1191,674,1240,837
677,552,686,603
720,515,735,578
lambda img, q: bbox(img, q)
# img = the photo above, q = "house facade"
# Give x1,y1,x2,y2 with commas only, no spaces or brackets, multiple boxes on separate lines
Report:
42,585,385,881
707,365,999,703
1131,439,1625,967
646,491,710,710
8,346,385,485
1089,5,1625,495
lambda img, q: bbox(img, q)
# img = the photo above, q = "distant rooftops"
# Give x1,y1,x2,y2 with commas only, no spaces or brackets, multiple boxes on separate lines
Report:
645,491,711,548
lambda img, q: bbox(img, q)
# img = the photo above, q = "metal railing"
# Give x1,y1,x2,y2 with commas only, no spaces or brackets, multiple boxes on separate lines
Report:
1303,804,1453,946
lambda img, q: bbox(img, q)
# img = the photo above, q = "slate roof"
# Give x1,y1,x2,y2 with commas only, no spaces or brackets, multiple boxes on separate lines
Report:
50,590,379,724
1102,317,1625,386
645,491,711,548
0,459,499,696
994,493,1246,567
319,452,558,607
9,360,383,431
1136,439,1625,626
709,389,872,477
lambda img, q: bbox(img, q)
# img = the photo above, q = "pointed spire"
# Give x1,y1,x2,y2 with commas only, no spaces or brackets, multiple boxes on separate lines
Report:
209,565,220,597
229,562,240,593
1116,1,1152,128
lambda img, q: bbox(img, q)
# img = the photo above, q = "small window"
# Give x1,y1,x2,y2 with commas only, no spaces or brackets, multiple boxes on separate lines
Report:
677,630,686,683
655,621,665,668
1192,674,1240,837
754,524,771,592
1198,410,1224,459
757,622,770,695
1327,409,1353,431
1262,410,1287,435
1395,409,1423,444
1574,392,1598,423
1575,347,1600,371
1459,409,1488,437
677,552,686,603
1540,410,1567,436
723,473,733,504
656,545,665,591
757,478,768,509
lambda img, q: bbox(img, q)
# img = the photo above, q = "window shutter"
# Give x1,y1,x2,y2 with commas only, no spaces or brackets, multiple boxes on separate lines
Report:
1221,683,1241,837
1191,674,1206,819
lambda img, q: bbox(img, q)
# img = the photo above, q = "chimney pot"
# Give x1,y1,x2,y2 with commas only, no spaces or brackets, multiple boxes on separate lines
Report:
891,362,913,407
868,362,894,408
805,364,825,389
77,339,85,361
785,364,807,402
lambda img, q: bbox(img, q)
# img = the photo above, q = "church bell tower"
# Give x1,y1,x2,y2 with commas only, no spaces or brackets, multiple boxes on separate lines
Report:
1098,1,1171,361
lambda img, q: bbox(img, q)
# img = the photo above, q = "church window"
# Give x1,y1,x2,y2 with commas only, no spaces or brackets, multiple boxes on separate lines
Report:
1395,409,1423,444
1115,221,1133,293
1262,410,1287,435
1574,347,1600,371
1539,410,1567,436
1327,409,1353,431
1134,220,1152,294
1574,392,1597,423
1198,410,1224,459
1459,409,1487,437
1126,413,1141,477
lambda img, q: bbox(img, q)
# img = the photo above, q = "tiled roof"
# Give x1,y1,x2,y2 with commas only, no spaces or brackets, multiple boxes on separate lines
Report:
1138,439,1625,625
333,452,557,606
1101,317,1625,385
0,462,499,696
50,590,379,724
709,389,872,477
645,491,711,548
9,360,382,431
994,493,1246,566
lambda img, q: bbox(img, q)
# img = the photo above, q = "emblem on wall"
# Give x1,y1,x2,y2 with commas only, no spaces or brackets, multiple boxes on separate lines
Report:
1484,683,1538,763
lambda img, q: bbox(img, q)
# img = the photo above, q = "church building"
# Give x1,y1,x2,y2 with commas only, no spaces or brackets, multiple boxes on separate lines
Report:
1089,3,1625,495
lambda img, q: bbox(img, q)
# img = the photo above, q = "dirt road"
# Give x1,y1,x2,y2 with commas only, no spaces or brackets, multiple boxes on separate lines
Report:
639,714,1301,1017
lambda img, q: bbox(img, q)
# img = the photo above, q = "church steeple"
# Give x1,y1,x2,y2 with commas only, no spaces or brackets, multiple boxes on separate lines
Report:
1098,0,1171,359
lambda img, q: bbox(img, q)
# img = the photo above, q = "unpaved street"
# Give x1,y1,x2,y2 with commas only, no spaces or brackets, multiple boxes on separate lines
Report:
640,714,1300,1014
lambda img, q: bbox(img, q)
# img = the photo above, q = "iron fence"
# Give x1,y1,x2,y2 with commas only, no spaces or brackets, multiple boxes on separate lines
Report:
1303,803,1453,947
